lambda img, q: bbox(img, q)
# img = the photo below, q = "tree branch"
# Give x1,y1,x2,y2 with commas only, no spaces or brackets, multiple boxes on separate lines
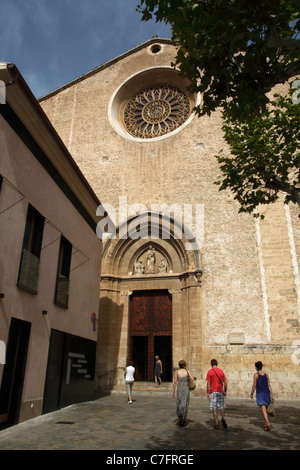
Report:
259,168,300,207
266,36,300,51
262,60,300,92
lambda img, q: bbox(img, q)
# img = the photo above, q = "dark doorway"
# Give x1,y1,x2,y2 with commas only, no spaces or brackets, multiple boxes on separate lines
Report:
132,336,148,381
0,318,31,427
42,329,96,414
129,290,172,382
154,336,172,382
42,329,65,413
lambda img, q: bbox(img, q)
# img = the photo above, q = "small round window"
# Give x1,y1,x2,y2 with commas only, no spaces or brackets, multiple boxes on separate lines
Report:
150,44,162,54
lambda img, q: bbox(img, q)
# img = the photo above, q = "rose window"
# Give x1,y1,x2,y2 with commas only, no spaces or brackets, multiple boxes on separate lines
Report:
123,85,191,138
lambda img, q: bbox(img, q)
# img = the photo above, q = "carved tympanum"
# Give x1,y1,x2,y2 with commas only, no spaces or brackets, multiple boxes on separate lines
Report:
132,246,169,275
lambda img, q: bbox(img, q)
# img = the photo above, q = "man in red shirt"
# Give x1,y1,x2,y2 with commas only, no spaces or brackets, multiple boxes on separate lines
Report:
206,359,228,429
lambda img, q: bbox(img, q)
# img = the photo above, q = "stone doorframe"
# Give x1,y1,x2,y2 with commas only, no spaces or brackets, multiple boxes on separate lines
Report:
95,212,203,391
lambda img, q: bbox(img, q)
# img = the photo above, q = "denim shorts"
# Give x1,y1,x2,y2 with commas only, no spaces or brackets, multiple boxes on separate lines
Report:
209,392,225,410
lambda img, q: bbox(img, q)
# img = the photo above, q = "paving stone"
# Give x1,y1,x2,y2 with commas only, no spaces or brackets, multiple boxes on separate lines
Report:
0,394,299,451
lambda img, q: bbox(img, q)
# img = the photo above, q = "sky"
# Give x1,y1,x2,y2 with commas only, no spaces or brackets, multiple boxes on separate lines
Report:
0,0,172,99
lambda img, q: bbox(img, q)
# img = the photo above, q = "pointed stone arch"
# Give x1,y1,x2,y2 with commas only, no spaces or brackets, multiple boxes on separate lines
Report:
96,211,203,391
101,211,201,275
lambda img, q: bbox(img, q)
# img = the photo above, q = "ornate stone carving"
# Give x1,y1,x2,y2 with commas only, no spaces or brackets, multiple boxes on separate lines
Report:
133,259,145,274
146,245,156,274
131,245,170,275
194,268,203,283
124,84,191,138
158,257,168,273
168,289,181,294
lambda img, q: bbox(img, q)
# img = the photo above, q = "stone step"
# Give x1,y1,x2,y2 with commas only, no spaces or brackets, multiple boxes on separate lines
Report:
110,381,173,395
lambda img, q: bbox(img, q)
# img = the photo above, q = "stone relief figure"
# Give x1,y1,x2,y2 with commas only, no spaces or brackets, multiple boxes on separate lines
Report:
132,247,169,275
134,259,145,274
158,257,168,273
146,245,156,274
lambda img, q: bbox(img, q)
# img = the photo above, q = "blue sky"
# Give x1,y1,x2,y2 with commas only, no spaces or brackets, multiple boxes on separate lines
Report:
0,0,171,98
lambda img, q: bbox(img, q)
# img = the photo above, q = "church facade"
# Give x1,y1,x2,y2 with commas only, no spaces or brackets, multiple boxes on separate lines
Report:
40,38,300,398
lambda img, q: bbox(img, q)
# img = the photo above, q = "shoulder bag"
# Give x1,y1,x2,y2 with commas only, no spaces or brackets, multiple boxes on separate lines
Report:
187,370,196,390
212,368,224,392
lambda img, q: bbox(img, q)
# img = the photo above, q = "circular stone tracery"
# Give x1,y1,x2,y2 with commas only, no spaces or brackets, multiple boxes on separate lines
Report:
124,85,191,139
142,99,171,123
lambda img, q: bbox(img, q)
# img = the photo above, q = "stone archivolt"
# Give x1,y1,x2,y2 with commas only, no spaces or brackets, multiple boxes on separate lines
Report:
100,212,200,277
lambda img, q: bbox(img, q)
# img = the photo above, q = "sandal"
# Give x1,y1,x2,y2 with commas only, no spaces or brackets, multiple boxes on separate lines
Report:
264,423,271,431
221,419,228,429
214,425,220,430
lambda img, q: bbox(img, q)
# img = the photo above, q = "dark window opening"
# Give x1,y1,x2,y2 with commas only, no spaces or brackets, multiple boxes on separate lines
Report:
54,236,72,308
150,45,161,54
17,204,45,294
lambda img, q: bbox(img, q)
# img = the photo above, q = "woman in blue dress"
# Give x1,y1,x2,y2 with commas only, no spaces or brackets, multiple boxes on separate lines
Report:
250,361,274,431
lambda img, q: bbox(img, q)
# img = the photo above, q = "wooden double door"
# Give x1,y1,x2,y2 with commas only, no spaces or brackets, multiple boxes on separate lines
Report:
129,290,172,382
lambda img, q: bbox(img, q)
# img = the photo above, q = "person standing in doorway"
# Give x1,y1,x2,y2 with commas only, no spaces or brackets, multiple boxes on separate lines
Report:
250,361,274,431
154,355,163,386
124,360,135,404
206,359,228,429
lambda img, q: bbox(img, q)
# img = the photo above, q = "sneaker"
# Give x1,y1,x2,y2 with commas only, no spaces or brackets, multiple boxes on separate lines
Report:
128,400,132,404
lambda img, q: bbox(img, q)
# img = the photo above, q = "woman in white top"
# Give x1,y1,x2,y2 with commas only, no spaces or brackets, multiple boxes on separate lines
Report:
124,360,135,404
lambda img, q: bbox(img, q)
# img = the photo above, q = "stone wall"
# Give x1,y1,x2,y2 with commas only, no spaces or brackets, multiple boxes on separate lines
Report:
201,345,300,399
40,39,300,398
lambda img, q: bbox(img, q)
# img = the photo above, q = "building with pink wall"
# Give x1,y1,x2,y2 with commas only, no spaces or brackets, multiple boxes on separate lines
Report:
0,63,103,425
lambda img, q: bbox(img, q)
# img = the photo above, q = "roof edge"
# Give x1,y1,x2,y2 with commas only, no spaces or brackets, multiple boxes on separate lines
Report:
0,62,105,229
38,37,173,101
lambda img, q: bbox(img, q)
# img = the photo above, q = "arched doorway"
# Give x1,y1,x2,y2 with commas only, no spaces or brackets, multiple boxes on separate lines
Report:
129,290,172,382
96,212,202,392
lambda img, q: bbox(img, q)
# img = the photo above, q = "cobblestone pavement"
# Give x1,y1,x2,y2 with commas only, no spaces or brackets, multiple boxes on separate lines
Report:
0,393,299,452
